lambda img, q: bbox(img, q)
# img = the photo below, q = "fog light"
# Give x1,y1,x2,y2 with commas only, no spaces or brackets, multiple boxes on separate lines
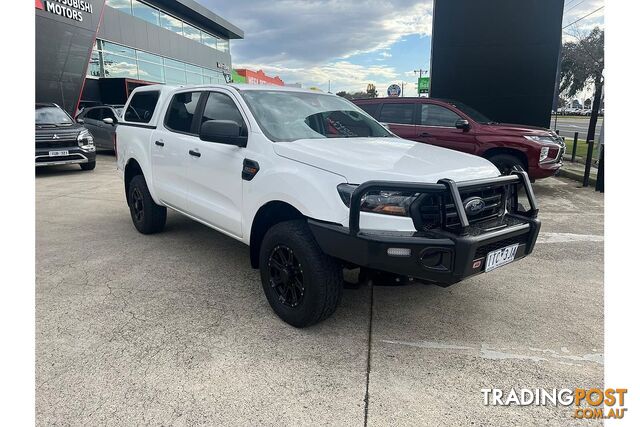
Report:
387,247,411,257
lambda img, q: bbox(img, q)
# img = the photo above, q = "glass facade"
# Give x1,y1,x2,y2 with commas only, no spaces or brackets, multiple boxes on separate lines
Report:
106,0,230,52
87,40,226,85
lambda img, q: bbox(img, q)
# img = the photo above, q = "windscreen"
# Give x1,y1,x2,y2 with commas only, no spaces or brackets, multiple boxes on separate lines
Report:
240,90,392,142
36,105,73,125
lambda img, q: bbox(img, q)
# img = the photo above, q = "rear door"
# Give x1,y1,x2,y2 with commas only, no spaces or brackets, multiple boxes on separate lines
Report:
186,90,246,238
150,90,203,210
415,102,477,154
378,101,416,140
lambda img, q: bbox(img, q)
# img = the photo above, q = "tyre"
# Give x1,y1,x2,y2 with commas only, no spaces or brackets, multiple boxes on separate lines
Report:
127,174,167,234
80,161,96,171
259,220,343,327
487,153,525,175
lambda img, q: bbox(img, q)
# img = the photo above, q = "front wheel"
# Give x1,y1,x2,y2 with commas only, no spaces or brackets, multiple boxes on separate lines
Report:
259,220,343,327
487,153,525,176
80,161,96,171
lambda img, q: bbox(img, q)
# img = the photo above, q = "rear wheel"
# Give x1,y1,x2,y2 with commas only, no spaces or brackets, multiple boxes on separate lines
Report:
128,175,166,234
487,153,525,175
259,220,343,327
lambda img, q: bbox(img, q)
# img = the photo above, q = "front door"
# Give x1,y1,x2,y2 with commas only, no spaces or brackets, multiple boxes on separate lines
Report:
186,90,246,238
415,103,477,154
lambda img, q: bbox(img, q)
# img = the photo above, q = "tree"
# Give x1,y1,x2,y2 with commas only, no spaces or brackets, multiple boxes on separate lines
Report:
335,90,369,100
560,27,604,146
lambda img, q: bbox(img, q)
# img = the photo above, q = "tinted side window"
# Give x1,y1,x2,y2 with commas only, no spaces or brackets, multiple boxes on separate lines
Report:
200,92,245,130
358,103,380,118
165,92,202,134
379,103,414,125
125,91,160,123
86,108,102,120
420,104,461,127
103,108,117,120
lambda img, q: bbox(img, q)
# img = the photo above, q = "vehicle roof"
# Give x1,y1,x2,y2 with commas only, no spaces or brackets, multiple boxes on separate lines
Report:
352,97,453,103
131,83,328,96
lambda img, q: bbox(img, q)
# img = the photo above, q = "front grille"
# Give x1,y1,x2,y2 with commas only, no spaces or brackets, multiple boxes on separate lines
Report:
415,182,516,233
36,128,79,148
474,234,528,258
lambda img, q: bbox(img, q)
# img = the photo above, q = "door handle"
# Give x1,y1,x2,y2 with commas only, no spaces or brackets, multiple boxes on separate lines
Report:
188,149,201,157
419,132,431,137
154,140,164,147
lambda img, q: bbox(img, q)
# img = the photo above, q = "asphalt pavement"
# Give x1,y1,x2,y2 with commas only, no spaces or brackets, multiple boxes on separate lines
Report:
36,154,604,426
550,115,603,140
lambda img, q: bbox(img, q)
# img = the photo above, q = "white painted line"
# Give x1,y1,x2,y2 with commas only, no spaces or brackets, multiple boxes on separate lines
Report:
536,232,604,244
381,339,603,366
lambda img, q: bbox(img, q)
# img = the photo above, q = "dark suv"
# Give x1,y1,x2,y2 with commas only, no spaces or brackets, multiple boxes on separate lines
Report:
35,103,96,170
353,97,564,180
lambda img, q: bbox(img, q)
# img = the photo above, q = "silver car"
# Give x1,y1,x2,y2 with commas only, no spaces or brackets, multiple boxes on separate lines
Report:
76,105,123,150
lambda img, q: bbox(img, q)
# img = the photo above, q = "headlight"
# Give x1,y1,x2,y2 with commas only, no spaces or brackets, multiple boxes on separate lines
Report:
77,129,94,148
337,184,417,217
524,135,560,144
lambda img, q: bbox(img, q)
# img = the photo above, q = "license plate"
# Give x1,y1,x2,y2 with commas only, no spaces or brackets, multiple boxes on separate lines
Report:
49,150,69,156
485,243,519,272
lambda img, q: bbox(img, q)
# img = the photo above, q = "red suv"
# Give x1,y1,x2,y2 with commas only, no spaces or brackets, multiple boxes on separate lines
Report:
353,97,564,180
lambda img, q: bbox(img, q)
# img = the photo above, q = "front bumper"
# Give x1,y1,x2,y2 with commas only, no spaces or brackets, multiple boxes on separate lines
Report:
308,171,541,286
35,146,96,167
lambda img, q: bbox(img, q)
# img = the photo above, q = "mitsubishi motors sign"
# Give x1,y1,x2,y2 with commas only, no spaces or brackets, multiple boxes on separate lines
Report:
36,0,105,113
36,0,95,22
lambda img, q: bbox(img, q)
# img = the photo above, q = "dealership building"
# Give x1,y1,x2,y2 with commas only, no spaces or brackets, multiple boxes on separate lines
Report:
36,0,244,114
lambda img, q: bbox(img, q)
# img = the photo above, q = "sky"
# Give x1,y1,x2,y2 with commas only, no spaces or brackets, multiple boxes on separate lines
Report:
197,0,604,97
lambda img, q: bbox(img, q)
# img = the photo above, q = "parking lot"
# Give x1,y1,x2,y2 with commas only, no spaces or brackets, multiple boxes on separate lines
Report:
36,154,603,426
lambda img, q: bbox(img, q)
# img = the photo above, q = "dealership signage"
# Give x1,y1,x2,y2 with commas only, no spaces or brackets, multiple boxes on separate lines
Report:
36,0,94,22
387,84,401,97
418,77,430,94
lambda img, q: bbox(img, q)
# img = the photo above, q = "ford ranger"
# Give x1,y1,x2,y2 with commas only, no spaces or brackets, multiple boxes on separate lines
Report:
116,84,540,327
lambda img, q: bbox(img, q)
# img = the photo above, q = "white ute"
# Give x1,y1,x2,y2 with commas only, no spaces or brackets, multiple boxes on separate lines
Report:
116,84,541,327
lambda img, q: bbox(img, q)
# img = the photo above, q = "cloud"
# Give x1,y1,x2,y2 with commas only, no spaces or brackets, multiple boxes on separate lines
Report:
562,0,604,41
200,0,432,66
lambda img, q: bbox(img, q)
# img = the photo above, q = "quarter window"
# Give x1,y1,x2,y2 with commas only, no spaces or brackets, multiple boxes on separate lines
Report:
200,92,245,132
124,91,160,123
165,92,202,133
420,104,462,127
379,103,415,125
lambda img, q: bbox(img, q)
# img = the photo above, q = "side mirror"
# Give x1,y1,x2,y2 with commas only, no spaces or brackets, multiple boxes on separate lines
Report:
200,120,247,147
76,118,84,124
455,119,470,131
103,117,116,125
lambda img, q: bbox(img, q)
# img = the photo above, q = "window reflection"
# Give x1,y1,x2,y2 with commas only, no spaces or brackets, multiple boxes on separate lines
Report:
102,53,138,79
182,22,201,43
106,0,230,53
131,0,159,25
87,40,225,85
106,0,131,14
160,12,182,35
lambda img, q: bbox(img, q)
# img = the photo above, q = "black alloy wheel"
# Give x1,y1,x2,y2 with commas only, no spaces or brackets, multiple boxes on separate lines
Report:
131,187,145,223
268,245,305,308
